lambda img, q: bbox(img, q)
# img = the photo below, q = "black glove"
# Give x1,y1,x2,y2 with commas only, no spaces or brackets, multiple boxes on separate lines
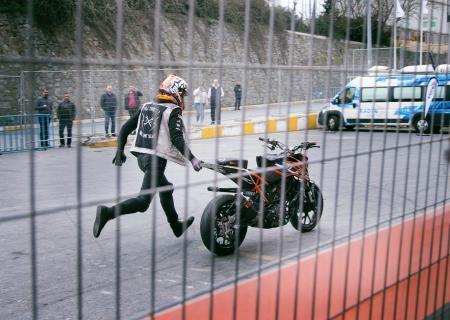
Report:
190,157,202,171
112,149,127,166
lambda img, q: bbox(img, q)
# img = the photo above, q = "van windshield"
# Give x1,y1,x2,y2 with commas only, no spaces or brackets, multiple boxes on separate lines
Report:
339,87,356,103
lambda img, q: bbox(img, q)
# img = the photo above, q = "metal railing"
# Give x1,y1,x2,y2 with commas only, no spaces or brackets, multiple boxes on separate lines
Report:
0,114,55,152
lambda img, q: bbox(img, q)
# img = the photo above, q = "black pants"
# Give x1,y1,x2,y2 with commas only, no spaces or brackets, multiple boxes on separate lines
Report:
59,120,73,146
128,109,138,118
234,97,241,110
111,154,179,224
38,115,51,147
210,104,221,124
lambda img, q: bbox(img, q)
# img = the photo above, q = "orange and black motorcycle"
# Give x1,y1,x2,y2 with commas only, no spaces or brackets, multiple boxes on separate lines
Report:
200,137,323,255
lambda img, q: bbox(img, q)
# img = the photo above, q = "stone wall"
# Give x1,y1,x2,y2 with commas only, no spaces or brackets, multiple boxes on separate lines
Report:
0,13,364,118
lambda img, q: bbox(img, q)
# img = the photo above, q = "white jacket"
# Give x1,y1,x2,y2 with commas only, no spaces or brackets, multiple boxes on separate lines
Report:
193,88,208,104
130,102,187,166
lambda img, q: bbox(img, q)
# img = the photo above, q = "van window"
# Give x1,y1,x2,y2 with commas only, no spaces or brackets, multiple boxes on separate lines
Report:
392,87,422,101
339,87,356,103
361,87,389,102
434,86,445,101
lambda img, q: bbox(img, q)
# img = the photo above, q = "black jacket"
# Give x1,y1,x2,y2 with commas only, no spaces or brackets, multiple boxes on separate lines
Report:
57,101,76,121
234,84,242,99
100,92,118,112
35,96,53,115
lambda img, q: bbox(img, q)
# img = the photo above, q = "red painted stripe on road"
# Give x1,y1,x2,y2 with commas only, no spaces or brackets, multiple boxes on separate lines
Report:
147,205,449,320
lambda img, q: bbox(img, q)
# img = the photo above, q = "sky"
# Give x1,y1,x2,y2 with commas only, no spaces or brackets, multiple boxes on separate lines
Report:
274,0,324,19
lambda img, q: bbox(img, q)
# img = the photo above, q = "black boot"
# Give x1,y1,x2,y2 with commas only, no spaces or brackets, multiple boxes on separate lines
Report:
93,206,113,238
170,216,195,238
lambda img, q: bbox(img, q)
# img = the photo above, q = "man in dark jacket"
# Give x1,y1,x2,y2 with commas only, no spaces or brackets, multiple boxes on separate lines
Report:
208,79,224,124
234,83,242,110
100,85,118,137
124,85,143,118
57,93,76,148
35,88,53,148
93,74,203,239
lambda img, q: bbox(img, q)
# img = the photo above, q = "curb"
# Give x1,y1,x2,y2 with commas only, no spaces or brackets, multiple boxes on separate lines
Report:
148,205,450,320
84,113,318,148
196,113,318,140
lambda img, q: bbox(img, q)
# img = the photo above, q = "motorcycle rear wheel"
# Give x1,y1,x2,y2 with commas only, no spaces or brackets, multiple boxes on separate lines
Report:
200,194,248,256
290,182,323,232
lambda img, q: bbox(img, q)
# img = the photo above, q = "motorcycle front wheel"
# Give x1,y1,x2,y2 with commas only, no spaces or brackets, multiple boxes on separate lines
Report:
290,182,324,232
200,194,248,256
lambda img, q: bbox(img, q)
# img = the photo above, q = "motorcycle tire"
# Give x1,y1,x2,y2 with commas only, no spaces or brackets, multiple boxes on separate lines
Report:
290,182,323,232
200,194,248,256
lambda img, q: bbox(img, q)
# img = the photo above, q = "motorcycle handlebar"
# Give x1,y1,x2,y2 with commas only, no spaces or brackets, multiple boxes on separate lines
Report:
259,137,320,151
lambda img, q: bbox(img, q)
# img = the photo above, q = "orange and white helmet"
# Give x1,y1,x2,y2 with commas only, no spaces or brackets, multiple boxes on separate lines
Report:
159,74,188,106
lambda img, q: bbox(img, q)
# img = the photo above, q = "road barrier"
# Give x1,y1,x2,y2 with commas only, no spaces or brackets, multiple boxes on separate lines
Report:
0,114,55,152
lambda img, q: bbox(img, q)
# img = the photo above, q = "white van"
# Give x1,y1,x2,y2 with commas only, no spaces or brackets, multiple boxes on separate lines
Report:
317,65,450,133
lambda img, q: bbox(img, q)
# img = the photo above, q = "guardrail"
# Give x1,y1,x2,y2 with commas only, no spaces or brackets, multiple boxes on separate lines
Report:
0,114,55,152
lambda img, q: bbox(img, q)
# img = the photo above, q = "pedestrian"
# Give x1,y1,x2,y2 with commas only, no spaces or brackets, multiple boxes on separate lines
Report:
93,74,203,239
193,86,207,123
57,92,76,148
207,79,224,124
35,88,53,148
124,85,143,118
100,85,118,137
234,83,242,110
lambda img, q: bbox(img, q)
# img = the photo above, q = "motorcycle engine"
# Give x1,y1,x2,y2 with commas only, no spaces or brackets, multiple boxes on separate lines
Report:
260,184,291,228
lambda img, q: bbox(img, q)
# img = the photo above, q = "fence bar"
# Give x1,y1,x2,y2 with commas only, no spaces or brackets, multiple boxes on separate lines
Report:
1,1,450,320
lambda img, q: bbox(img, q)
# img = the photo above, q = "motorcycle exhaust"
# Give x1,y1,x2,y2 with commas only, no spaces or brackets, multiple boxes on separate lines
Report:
206,187,238,193
234,194,258,226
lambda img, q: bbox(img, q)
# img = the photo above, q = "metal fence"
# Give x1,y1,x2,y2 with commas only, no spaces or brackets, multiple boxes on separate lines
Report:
0,114,55,152
0,1,449,320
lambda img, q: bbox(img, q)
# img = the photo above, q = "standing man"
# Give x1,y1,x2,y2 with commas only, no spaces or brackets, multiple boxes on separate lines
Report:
93,74,203,239
208,79,224,124
124,85,143,118
193,85,207,123
35,88,53,148
57,92,76,148
100,85,118,137
233,83,242,110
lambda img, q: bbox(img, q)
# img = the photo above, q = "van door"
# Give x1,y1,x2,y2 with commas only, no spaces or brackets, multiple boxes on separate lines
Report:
359,87,390,124
336,87,359,125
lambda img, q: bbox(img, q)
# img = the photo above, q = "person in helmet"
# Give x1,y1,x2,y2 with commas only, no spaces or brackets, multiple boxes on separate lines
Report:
93,74,203,238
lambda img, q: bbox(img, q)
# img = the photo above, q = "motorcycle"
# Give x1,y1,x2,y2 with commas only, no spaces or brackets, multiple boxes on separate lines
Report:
200,137,323,255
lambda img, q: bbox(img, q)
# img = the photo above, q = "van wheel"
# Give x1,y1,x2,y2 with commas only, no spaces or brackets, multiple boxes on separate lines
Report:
326,115,340,131
413,116,431,134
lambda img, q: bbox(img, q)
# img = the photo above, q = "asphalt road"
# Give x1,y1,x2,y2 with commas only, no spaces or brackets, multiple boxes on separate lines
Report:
0,128,448,319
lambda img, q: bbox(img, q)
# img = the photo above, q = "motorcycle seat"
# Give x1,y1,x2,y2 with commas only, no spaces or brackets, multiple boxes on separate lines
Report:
216,158,248,169
256,154,282,167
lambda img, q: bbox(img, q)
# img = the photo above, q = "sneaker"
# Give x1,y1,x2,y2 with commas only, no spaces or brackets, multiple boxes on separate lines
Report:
105,133,110,138
170,216,195,238
59,144,64,148
111,133,117,137
67,145,71,148
93,206,112,238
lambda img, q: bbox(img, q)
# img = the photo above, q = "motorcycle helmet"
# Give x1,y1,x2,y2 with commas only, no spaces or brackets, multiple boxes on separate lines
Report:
159,74,188,108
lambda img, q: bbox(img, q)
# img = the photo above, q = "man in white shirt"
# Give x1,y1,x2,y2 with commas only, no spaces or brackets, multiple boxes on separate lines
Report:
193,86,207,123
207,79,224,124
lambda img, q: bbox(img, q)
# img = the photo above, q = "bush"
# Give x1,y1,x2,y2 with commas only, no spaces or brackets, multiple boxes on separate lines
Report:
0,0,26,15
33,0,75,33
